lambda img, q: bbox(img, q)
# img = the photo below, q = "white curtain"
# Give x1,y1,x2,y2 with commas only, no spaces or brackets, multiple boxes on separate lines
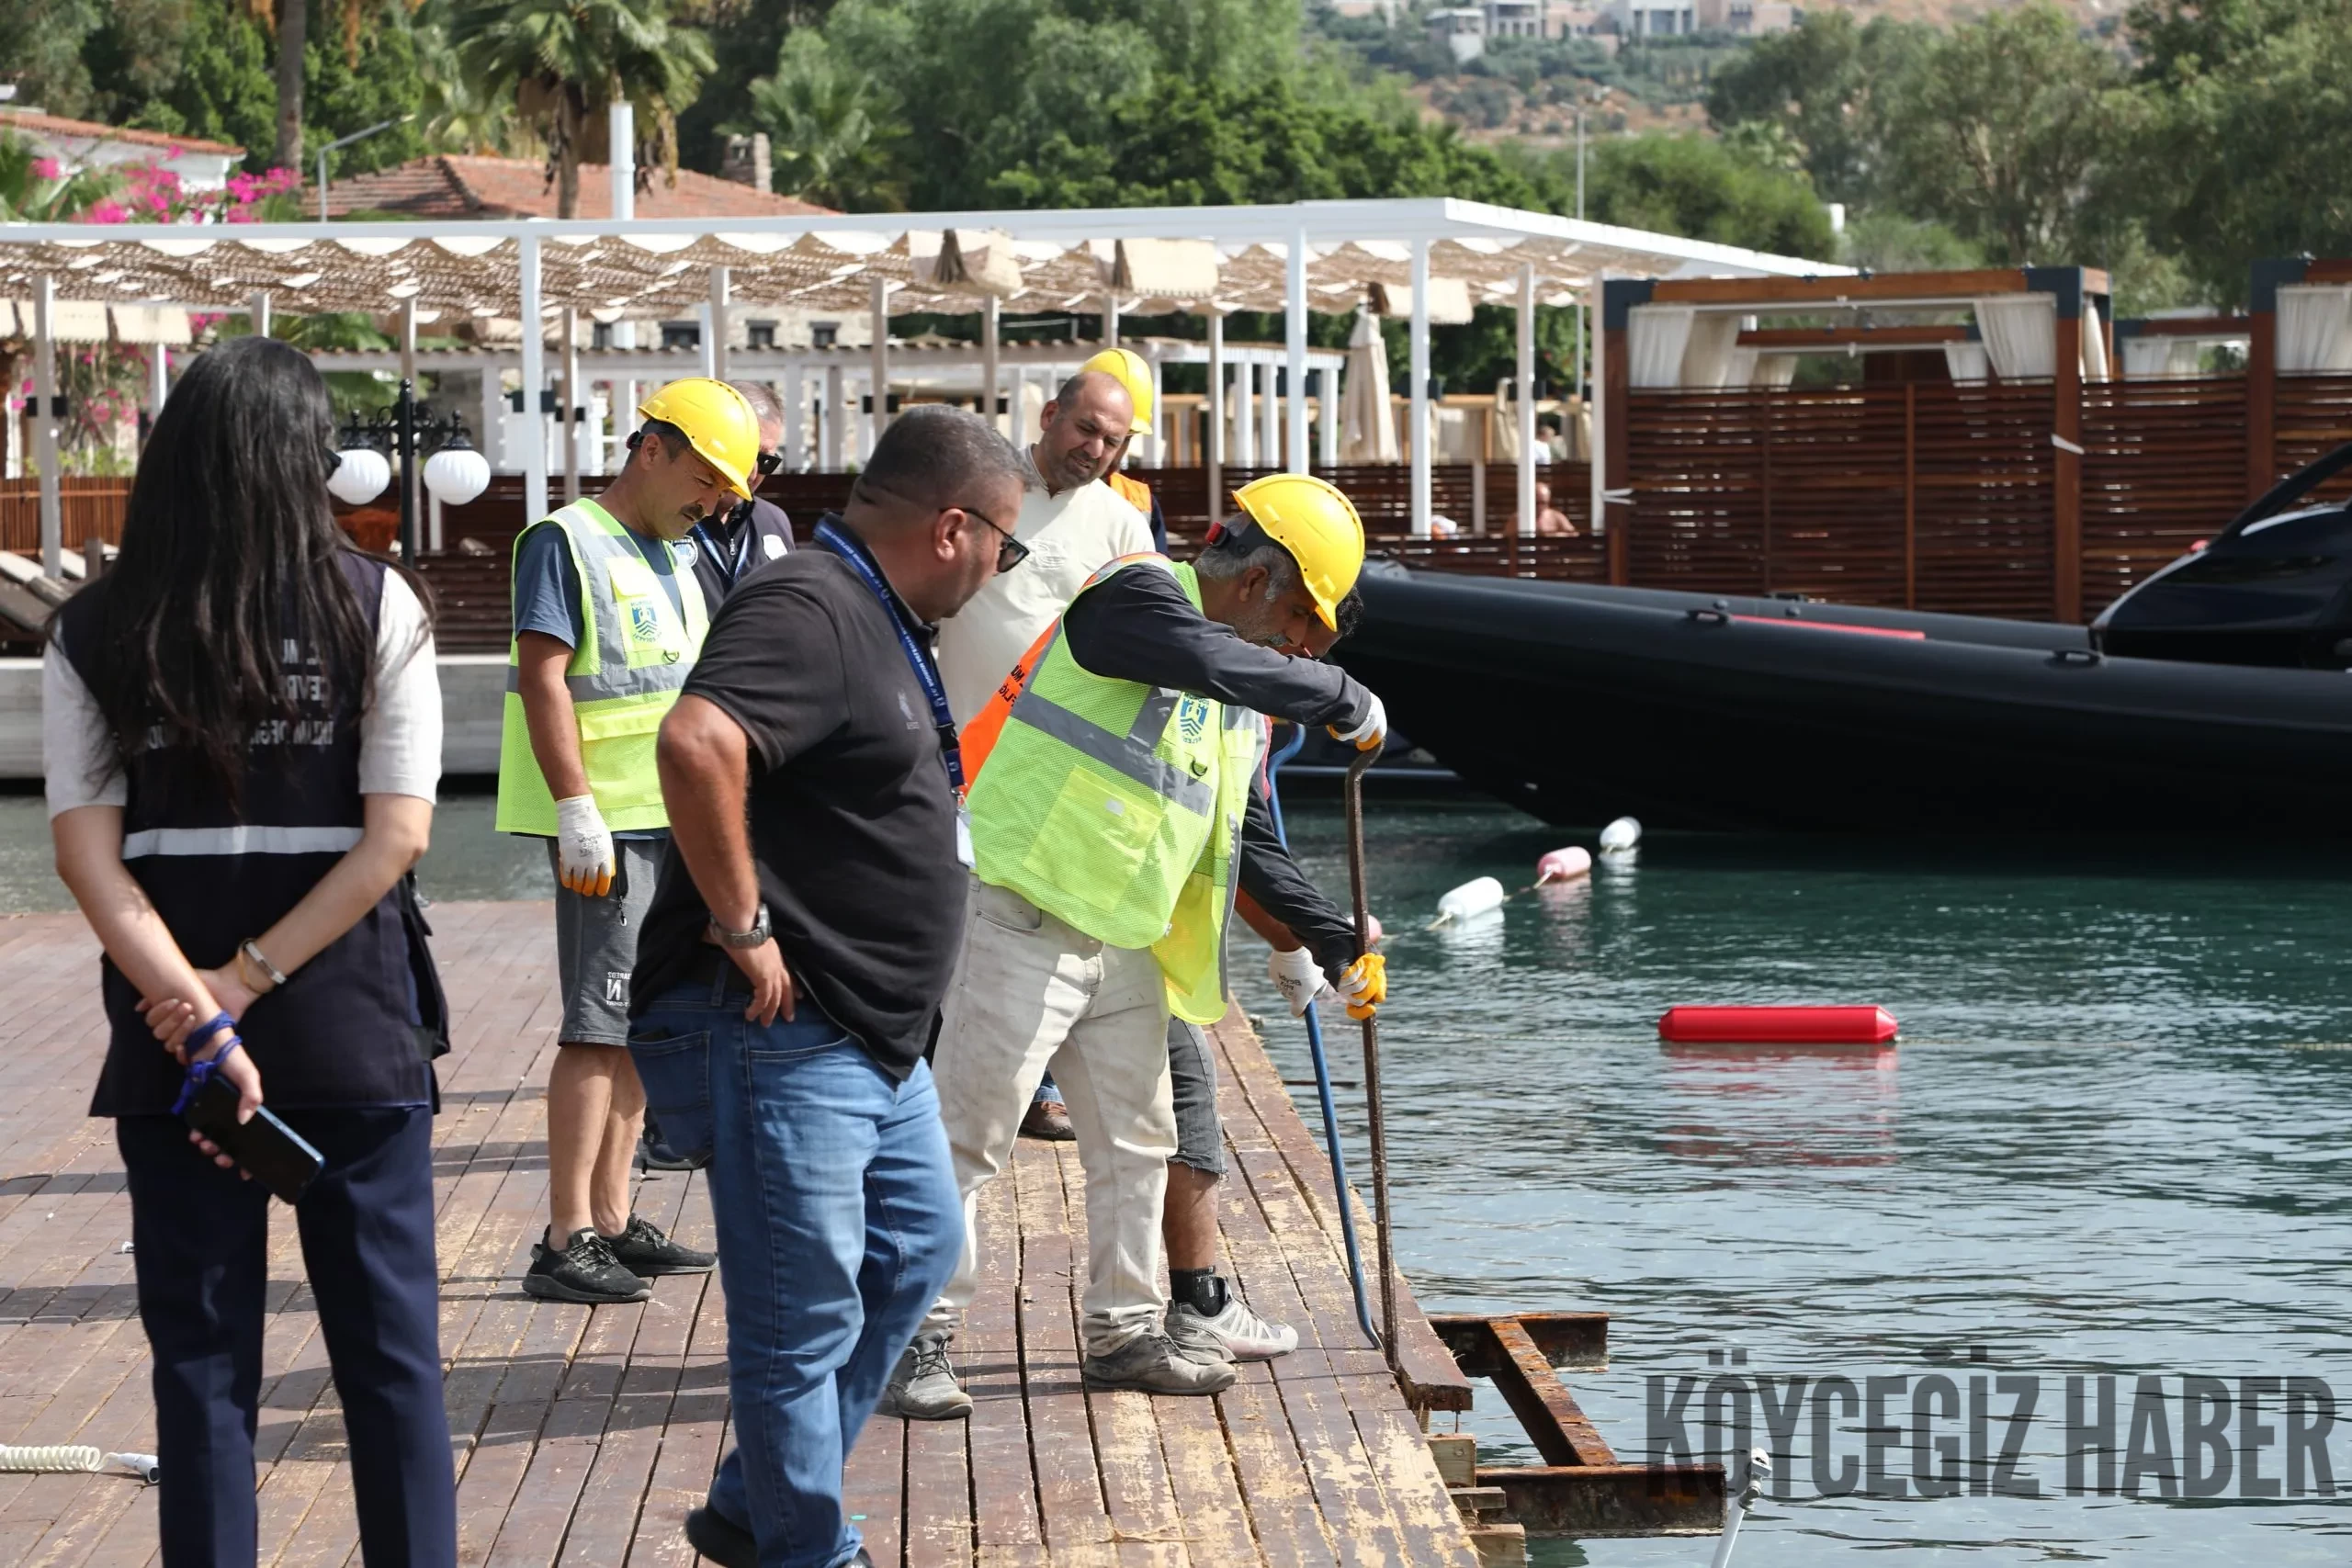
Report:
1943,341,1991,382
1754,354,1800,388
1678,313,1744,389
1490,378,1520,460
1974,295,2057,379
1628,304,1696,389
1340,309,1397,463
2080,302,2110,382
2121,336,2203,378
2277,285,2352,373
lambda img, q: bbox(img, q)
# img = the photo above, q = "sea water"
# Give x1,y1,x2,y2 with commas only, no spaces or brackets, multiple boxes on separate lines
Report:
1232,799,2352,1565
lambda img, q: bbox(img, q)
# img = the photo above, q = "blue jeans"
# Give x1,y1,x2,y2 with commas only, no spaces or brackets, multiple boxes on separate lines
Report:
631,972,960,1568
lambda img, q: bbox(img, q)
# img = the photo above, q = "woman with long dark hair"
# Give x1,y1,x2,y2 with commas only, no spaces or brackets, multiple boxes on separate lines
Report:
45,334,457,1568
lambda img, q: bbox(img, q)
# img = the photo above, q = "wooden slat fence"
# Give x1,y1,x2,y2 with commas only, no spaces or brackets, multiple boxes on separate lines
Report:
0,479,130,555
2082,375,2250,616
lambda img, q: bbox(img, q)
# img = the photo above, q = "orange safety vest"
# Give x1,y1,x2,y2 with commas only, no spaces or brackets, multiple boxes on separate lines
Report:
1106,471,1153,514
960,550,1166,784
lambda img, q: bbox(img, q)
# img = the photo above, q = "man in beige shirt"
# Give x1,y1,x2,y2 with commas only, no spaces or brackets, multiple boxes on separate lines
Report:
934,369,1153,726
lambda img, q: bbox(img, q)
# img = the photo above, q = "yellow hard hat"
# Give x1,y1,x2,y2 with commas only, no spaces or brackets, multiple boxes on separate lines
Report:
636,378,761,500
1078,347,1154,436
1231,472,1365,630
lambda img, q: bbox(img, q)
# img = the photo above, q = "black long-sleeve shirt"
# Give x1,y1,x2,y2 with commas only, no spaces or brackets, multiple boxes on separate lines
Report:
1062,567,1370,979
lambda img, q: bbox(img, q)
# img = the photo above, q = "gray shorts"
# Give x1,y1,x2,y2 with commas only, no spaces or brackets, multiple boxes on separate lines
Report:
548,834,665,1047
1169,1016,1225,1177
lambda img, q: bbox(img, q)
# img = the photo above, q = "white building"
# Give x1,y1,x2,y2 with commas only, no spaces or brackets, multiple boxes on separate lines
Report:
0,105,243,193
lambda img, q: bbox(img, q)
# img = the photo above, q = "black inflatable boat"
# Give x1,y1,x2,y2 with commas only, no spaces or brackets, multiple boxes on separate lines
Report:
1338,446,2352,833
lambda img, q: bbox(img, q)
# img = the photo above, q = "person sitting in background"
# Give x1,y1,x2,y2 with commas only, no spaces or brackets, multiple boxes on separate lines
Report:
1523,479,1577,537
47,334,458,1568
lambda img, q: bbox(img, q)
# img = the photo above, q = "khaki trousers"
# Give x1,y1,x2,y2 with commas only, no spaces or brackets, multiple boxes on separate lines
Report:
923,877,1175,1355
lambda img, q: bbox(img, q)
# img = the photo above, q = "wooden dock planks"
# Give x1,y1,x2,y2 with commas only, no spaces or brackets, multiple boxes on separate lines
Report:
0,903,1477,1568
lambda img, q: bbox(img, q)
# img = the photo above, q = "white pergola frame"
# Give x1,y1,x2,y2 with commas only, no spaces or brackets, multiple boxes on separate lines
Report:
4,197,1846,570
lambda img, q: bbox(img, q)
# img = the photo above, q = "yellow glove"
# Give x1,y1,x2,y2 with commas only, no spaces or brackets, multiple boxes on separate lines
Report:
1337,952,1387,1020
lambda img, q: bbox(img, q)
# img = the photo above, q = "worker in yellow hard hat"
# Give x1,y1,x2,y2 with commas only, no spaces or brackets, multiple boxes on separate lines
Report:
1077,347,1171,547
892,468,1390,1413
494,375,758,1305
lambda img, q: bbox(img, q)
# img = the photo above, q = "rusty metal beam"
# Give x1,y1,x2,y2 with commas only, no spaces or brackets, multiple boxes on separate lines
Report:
1477,1462,1725,1538
1489,1317,1613,1465
1430,1312,1607,1374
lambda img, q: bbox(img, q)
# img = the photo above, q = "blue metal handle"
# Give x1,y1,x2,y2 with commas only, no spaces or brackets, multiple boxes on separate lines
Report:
1265,723,1382,1349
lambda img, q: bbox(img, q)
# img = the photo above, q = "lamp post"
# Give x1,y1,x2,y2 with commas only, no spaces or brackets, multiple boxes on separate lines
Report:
333,381,491,559
316,115,413,222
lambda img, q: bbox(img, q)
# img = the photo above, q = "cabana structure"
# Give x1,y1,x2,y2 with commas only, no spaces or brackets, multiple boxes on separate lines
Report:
1,196,1841,574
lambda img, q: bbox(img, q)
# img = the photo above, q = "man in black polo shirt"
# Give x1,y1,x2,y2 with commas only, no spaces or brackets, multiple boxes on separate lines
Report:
628,406,1027,1568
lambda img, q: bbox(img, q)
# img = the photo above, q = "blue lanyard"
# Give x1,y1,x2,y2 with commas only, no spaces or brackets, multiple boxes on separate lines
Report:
814,518,965,795
691,509,751,591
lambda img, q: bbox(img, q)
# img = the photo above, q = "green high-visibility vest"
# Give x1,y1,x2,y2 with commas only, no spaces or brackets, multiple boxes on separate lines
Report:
495,500,710,836
967,558,1265,1025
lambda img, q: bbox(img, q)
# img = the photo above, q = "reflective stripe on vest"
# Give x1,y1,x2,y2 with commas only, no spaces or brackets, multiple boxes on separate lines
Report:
964,556,1261,1024
123,825,365,859
494,501,710,836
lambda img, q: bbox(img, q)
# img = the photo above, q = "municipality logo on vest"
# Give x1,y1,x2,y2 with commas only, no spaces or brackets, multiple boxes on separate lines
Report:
627,599,664,645
1178,695,1211,743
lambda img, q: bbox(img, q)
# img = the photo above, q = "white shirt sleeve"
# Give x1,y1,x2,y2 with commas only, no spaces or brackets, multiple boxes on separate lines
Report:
1109,487,1156,558
359,569,442,801
43,641,125,818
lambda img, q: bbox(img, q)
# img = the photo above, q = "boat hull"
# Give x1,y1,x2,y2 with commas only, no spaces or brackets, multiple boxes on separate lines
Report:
1341,571,2352,832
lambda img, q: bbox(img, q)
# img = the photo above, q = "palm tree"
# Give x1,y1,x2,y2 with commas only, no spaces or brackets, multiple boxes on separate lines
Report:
448,0,715,218
743,30,906,211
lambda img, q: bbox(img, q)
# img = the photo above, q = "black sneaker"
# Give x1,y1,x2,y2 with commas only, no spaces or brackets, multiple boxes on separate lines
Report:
524,1228,650,1304
639,1129,703,1172
683,1506,873,1568
605,1213,716,1278
684,1506,754,1568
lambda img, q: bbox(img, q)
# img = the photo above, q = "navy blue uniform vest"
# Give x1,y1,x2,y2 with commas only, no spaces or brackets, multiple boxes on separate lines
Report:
60,554,441,1117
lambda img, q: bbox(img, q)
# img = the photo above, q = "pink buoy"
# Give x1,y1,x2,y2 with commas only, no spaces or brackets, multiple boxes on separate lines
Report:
1536,847,1592,884
1657,1005,1898,1045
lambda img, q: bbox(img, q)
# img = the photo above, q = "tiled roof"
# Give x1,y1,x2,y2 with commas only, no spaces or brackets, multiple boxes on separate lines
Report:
319,155,834,220
0,109,243,158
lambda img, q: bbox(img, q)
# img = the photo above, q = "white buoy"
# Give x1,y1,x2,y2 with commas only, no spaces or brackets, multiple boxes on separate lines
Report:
1599,816,1643,855
1535,846,1592,884
1435,875,1507,924
1362,913,1385,947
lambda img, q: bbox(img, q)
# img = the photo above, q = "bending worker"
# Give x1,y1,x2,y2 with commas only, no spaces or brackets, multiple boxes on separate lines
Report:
898,473,1391,1407
497,378,753,1304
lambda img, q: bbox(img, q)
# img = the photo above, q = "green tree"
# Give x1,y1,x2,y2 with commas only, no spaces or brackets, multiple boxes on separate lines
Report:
0,0,106,120
304,2,430,178
740,28,903,209
2121,0,2352,305
1561,135,1838,262
983,73,1543,210
448,0,715,217
1871,6,2126,266
1704,11,1930,205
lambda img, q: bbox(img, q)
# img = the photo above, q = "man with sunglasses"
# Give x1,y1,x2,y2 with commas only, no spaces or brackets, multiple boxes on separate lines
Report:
684,381,798,608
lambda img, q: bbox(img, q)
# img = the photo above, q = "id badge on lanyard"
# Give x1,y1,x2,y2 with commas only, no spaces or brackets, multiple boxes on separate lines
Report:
815,520,972,866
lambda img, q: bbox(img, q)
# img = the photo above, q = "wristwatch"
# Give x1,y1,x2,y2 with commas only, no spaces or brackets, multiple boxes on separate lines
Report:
707,904,773,949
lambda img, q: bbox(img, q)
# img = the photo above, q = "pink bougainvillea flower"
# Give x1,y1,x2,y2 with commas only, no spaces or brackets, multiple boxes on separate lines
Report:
30,157,62,181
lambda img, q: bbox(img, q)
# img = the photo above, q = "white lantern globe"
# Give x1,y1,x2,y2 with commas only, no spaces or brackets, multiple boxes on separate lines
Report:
424,445,492,507
328,446,391,507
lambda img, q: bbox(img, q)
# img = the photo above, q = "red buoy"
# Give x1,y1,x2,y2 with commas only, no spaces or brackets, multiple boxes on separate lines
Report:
1657,1005,1898,1044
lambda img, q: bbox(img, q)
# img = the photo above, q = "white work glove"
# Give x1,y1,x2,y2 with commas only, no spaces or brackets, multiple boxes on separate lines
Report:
1329,690,1388,752
1266,944,1329,1017
554,794,616,897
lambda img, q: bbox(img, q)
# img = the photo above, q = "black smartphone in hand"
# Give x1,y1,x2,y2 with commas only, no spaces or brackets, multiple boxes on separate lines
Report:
182,1077,325,1203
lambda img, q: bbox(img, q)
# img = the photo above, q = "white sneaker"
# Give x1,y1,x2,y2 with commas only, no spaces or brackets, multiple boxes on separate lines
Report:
1166,1296,1299,1361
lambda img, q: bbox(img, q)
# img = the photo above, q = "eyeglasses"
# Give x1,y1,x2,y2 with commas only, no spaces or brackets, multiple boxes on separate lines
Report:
753,449,785,479
955,504,1028,572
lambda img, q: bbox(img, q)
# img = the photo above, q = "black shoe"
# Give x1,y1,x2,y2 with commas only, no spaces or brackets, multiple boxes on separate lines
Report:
684,1505,755,1568
605,1213,717,1277
639,1129,704,1172
524,1228,650,1304
1020,1096,1076,1141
